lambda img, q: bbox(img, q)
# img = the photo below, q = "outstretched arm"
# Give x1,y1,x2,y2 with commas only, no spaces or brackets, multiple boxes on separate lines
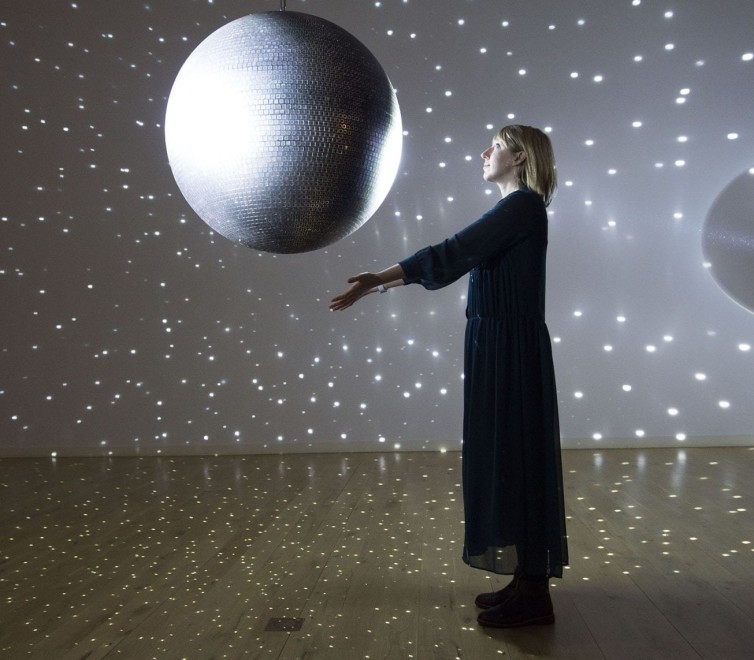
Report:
329,264,405,311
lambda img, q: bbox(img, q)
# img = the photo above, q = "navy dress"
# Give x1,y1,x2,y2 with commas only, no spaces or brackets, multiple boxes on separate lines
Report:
399,188,568,578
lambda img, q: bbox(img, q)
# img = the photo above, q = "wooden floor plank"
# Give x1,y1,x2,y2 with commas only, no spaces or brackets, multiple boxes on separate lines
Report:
564,515,702,660
1,448,753,659
563,448,754,659
283,453,425,658
69,454,365,659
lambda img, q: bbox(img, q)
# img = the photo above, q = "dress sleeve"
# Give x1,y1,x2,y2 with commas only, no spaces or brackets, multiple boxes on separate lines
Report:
399,190,544,290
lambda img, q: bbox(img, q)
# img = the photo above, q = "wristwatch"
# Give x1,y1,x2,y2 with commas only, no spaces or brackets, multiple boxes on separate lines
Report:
377,284,387,294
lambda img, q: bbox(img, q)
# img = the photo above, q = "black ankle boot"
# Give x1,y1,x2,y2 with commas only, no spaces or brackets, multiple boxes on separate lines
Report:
477,577,554,628
474,575,519,609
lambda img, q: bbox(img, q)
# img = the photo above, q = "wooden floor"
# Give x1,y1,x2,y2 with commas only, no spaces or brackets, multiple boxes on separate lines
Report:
1,448,753,659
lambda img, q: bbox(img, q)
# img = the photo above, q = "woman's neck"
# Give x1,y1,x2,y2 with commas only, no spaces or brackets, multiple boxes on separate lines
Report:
497,180,522,198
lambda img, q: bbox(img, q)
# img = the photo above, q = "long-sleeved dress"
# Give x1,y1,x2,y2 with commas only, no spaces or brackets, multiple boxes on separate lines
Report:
399,187,568,578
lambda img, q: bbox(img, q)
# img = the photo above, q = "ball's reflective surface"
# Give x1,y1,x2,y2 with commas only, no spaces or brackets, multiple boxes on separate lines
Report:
165,11,402,254
702,171,754,314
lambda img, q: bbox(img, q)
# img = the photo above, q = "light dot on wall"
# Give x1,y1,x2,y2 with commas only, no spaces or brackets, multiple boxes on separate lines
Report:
622,384,632,392
719,400,731,409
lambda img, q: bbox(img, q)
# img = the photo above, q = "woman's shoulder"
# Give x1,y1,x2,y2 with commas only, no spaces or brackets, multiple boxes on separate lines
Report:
511,186,543,201
494,187,546,213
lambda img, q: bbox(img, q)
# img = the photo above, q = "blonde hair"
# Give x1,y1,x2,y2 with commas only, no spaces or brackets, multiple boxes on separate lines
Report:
496,125,557,207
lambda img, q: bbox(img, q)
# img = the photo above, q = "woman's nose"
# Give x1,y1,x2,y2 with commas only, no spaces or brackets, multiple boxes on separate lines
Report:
481,147,491,159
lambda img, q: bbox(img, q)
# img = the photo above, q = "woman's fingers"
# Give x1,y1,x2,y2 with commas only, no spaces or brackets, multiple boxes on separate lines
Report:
329,291,353,310
330,274,377,311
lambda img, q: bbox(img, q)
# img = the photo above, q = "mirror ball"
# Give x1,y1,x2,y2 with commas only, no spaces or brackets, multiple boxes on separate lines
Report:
165,11,403,254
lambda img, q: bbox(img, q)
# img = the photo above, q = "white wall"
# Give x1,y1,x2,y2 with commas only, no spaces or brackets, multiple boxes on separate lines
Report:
1,0,753,456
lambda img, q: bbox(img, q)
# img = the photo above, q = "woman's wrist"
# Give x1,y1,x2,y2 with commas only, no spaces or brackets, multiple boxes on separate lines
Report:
376,264,406,283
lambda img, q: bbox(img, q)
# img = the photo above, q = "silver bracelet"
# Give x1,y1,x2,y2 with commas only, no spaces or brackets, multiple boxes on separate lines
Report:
377,284,387,294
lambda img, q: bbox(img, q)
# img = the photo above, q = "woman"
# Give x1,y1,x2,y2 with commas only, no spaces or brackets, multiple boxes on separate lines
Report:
330,125,568,628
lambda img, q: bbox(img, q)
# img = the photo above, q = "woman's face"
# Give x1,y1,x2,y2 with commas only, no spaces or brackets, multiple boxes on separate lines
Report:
481,139,522,184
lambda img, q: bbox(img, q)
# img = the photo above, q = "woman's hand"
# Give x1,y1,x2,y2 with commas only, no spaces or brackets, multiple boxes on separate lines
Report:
329,273,384,311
